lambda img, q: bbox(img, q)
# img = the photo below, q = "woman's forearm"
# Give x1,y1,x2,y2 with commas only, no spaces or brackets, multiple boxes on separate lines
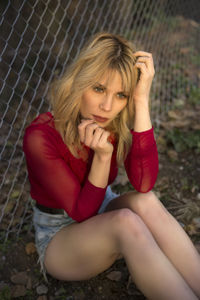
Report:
88,153,112,188
134,101,152,132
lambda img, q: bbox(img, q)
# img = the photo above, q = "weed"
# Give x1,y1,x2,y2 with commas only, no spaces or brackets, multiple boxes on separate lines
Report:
180,178,190,191
25,289,34,299
191,54,200,67
0,240,12,255
166,128,200,153
0,286,11,300
188,86,200,106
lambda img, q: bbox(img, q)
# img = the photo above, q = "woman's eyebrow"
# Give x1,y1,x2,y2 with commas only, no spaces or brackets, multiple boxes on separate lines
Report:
94,82,129,95
118,90,129,95
94,82,105,87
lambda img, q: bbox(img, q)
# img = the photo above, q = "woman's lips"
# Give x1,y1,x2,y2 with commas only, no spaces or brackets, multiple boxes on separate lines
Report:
93,115,109,123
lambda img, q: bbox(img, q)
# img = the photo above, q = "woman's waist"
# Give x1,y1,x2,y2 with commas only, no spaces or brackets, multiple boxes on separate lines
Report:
35,203,65,215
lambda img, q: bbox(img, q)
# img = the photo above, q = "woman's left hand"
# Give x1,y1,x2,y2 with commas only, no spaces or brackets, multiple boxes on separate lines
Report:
133,51,155,106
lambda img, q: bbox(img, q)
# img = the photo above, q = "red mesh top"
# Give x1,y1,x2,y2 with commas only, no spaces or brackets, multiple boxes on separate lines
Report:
23,112,159,222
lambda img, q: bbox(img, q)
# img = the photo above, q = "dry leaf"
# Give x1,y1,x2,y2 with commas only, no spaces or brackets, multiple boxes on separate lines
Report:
161,119,190,129
167,149,178,161
193,124,200,130
25,242,36,255
185,224,198,235
168,110,182,120
3,200,15,214
126,274,133,289
180,47,191,55
11,190,20,199
11,271,28,285
106,271,122,281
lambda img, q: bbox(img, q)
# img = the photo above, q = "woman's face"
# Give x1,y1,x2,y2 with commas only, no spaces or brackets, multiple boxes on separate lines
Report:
80,70,129,128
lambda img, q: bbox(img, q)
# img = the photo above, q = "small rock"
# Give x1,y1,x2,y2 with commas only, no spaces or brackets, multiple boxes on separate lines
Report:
192,217,200,229
197,193,200,201
11,271,28,285
106,270,122,281
36,284,48,295
11,285,26,298
25,242,37,255
37,296,48,300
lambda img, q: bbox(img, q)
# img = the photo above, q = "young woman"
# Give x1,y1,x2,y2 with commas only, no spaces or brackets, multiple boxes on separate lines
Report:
23,32,200,299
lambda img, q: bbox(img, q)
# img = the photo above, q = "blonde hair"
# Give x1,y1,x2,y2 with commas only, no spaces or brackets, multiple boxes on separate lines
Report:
49,32,139,166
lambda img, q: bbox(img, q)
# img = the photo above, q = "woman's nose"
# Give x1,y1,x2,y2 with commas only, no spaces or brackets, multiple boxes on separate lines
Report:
100,95,113,111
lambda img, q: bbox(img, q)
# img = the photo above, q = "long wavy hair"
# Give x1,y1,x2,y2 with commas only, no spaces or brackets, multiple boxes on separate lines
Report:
49,32,139,166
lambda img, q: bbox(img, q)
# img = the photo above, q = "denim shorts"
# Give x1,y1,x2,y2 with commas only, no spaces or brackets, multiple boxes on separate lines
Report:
32,186,119,280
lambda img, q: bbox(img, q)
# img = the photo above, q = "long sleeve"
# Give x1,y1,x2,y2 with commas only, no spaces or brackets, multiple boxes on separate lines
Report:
23,126,107,222
124,127,159,193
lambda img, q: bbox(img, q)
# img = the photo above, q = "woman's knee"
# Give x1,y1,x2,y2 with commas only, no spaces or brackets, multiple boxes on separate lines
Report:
110,208,147,240
132,190,169,219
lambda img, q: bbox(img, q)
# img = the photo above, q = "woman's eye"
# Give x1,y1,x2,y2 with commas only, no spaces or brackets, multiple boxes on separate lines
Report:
117,93,128,99
93,86,104,93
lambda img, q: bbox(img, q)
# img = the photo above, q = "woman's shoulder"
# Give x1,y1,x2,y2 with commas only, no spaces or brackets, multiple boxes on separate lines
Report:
27,111,55,129
23,112,69,157
24,111,58,136
23,111,62,145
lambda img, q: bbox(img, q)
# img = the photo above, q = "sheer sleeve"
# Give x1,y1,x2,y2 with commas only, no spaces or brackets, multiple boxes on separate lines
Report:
23,126,106,222
124,127,159,193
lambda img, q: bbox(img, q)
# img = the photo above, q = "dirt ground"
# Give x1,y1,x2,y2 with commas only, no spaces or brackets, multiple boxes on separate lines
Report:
0,102,200,300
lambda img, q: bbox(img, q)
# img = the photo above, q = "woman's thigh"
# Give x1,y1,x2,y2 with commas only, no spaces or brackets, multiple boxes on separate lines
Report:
44,209,131,281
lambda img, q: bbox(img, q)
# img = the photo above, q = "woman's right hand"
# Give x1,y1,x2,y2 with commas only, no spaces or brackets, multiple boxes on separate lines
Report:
78,119,114,158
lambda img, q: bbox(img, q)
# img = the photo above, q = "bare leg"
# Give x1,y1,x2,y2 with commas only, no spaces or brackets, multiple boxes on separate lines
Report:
106,190,200,298
44,208,198,300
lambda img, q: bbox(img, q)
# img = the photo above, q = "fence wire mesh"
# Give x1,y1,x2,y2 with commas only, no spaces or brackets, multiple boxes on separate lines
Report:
0,0,200,241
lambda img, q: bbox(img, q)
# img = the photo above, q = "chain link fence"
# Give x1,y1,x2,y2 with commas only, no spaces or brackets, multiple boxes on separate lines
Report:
0,0,199,241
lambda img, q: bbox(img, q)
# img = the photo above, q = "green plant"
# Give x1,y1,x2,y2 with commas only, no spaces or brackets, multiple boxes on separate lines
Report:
0,286,11,300
180,178,190,191
188,86,200,106
0,239,11,254
166,128,200,153
25,289,34,299
191,54,200,67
